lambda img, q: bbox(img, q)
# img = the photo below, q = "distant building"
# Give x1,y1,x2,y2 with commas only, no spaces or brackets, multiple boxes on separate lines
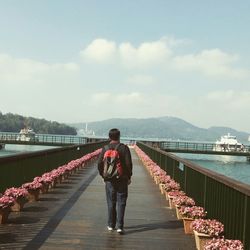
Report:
78,123,95,137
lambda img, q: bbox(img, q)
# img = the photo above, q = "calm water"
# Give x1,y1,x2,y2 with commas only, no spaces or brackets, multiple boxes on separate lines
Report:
175,153,250,185
0,144,58,157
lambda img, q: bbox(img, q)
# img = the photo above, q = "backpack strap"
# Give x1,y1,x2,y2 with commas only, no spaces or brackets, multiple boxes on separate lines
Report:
105,143,121,151
114,143,121,151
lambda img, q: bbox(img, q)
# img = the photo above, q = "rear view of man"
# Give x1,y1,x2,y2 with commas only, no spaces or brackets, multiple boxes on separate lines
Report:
98,128,132,234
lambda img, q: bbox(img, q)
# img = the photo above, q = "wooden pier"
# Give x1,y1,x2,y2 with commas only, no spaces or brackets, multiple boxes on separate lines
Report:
0,149,195,249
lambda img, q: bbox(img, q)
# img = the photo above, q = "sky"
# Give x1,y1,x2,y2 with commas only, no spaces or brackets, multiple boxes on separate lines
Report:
0,1,250,133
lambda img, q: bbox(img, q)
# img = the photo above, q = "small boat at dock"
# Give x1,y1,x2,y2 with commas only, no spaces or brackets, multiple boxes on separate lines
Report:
213,133,244,152
17,128,38,142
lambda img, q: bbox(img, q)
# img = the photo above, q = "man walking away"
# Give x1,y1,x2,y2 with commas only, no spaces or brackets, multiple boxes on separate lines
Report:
98,128,132,234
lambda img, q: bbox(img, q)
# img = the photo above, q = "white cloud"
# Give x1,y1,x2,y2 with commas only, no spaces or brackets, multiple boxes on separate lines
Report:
206,90,250,108
119,39,172,68
88,92,148,119
89,92,186,118
126,74,155,85
1,36,250,132
0,53,79,85
81,37,173,68
92,92,112,102
80,38,117,64
0,53,82,122
91,92,144,105
115,92,144,104
80,38,250,80
172,49,249,79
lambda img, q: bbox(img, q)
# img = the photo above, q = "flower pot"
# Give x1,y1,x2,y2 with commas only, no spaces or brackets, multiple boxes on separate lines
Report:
154,175,159,184
58,175,63,183
63,172,70,180
27,189,40,202
193,230,213,250
182,217,194,234
149,170,154,177
50,179,57,189
168,196,175,209
159,184,166,194
165,192,169,200
40,183,49,194
11,197,27,212
175,206,183,220
0,207,11,224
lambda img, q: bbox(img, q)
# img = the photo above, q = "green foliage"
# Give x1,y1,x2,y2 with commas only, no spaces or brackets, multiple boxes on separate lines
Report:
0,111,77,135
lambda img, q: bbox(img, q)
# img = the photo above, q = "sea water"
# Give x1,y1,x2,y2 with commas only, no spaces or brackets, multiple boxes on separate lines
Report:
175,153,250,186
0,144,58,157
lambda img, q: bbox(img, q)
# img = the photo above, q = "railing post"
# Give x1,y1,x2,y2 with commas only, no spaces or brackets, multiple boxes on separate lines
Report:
242,195,248,248
203,175,207,208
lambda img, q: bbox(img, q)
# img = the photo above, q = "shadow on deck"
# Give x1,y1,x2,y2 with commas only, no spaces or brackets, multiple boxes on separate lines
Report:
0,149,195,250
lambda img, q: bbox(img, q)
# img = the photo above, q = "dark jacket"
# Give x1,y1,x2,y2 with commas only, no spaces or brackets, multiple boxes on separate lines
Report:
97,142,133,180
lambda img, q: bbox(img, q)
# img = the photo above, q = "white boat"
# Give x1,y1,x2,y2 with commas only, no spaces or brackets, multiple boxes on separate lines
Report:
214,133,244,152
17,128,38,142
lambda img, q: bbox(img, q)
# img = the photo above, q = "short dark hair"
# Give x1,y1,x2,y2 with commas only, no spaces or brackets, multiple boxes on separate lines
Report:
109,128,120,141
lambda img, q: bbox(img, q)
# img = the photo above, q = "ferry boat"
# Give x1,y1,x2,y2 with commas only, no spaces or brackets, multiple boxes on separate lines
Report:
17,128,38,142
213,133,244,152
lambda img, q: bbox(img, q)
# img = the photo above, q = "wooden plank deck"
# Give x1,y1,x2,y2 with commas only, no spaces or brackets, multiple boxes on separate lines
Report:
0,149,195,250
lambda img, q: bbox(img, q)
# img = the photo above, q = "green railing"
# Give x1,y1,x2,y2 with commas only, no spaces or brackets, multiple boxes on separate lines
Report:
160,140,250,156
137,142,250,250
0,132,90,146
0,141,108,193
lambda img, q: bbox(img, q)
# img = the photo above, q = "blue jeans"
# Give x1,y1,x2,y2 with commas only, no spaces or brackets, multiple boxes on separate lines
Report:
105,180,128,229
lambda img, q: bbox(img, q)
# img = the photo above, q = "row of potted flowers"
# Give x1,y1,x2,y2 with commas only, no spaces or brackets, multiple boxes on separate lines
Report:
0,148,102,224
134,145,244,250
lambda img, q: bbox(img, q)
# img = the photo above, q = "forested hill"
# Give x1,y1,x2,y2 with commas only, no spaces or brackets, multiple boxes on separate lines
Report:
0,112,77,135
71,117,250,142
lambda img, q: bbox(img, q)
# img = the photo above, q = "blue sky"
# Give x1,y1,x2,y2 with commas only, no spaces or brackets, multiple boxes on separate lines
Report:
0,1,250,133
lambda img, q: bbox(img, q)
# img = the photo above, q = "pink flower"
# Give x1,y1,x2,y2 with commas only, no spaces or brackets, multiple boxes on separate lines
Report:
204,237,244,249
22,181,43,190
4,187,28,199
179,206,207,219
0,195,15,209
11,148,102,195
192,219,224,236
159,174,171,184
173,195,195,206
164,180,181,192
168,190,186,197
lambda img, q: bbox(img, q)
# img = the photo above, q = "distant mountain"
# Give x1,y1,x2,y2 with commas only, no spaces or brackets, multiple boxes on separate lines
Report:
70,117,250,143
0,112,77,135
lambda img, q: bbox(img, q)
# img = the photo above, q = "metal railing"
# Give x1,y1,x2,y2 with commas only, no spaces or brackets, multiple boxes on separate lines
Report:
137,142,250,250
0,140,108,193
158,140,250,156
0,132,90,146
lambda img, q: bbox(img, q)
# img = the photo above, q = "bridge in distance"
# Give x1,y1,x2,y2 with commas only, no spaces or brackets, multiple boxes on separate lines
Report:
1,132,250,159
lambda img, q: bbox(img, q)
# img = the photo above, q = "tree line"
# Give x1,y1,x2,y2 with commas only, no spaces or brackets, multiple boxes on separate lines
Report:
0,112,77,135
